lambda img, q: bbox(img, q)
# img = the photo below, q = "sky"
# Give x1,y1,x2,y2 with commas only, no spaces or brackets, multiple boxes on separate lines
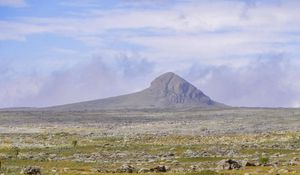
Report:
1,0,300,108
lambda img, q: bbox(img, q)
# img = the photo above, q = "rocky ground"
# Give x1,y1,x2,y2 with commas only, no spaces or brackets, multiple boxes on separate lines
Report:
0,108,299,175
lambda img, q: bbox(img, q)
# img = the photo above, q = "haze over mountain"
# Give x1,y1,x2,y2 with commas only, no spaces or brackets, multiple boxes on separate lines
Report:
45,72,225,111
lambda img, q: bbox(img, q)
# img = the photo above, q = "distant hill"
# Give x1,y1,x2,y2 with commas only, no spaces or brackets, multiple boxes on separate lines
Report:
44,72,226,111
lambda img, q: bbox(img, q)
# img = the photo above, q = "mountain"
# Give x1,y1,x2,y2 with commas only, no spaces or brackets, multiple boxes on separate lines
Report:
45,72,226,111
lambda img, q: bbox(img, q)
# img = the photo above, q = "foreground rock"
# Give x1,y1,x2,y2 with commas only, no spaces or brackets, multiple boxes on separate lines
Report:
217,159,242,170
241,160,256,167
150,165,169,172
117,165,135,173
288,157,299,166
21,166,41,175
138,168,151,173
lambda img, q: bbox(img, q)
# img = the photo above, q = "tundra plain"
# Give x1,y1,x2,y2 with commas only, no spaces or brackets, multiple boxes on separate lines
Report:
0,108,300,175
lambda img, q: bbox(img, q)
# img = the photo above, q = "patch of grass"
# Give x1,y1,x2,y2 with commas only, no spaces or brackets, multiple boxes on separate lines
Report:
259,156,269,165
186,170,218,175
71,140,78,148
240,148,295,155
177,156,225,163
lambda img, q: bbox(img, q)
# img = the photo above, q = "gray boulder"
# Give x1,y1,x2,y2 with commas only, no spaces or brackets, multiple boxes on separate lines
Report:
117,165,135,173
150,165,169,172
217,159,242,170
21,166,41,175
138,168,151,173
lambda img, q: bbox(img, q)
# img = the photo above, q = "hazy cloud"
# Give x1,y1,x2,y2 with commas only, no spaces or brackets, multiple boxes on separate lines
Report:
186,55,300,107
0,55,155,108
1,53,300,108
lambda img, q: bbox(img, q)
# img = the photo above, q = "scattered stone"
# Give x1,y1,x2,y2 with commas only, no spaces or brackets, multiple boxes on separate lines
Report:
216,159,241,170
138,168,151,173
169,147,175,151
171,160,179,165
288,160,298,166
168,153,175,157
148,159,156,163
51,167,57,173
63,167,69,172
150,165,169,172
190,165,197,171
241,160,256,167
288,157,299,166
226,150,238,157
278,168,289,173
268,168,275,173
117,165,135,173
21,166,41,175
184,149,198,157
95,169,110,173
261,163,273,167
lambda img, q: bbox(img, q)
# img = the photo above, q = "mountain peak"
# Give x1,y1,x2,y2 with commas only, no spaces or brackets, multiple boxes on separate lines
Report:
150,72,182,88
149,72,214,105
46,72,226,110
153,72,176,80
150,72,195,93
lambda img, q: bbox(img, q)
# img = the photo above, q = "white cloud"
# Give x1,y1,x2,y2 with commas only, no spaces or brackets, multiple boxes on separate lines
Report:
1,1,300,54
50,47,78,55
0,21,48,41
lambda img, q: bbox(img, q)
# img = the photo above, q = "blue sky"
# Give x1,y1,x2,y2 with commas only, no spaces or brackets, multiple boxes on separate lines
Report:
1,0,300,108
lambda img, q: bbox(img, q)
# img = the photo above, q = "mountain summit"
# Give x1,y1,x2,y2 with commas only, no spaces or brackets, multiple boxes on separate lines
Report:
47,72,225,110
149,72,214,105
